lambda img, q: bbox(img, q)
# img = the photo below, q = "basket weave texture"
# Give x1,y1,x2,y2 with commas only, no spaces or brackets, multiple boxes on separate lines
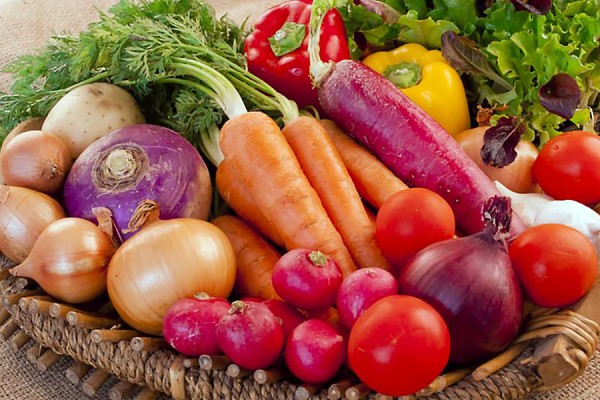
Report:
0,1,600,399
1,255,598,400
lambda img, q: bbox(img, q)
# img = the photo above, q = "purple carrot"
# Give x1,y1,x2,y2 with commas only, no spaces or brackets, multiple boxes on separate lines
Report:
308,5,525,236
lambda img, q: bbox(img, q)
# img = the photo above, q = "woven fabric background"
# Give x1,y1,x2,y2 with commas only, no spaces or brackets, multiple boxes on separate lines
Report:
0,0,598,399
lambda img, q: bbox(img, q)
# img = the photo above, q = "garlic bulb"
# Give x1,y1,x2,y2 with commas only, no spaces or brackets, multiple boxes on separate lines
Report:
495,181,551,227
495,181,600,254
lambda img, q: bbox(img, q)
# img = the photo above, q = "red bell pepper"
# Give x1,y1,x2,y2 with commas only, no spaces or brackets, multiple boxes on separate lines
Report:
244,0,351,110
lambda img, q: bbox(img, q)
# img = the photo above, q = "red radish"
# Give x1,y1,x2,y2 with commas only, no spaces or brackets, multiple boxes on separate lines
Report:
263,299,305,339
308,18,525,238
163,293,230,357
305,306,346,334
285,319,346,384
336,268,398,329
272,249,343,311
239,297,263,303
216,300,284,370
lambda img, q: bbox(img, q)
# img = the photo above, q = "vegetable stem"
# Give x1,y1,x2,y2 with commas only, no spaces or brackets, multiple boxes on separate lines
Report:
308,0,339,88
171,59,248,119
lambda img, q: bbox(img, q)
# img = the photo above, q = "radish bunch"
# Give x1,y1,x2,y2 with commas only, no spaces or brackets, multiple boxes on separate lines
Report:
162,247,403,386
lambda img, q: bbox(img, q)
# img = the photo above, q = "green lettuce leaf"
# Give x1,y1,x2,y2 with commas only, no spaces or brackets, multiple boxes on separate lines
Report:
396,11,459,49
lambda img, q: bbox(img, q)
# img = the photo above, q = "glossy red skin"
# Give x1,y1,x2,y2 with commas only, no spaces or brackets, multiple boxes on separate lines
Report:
317,60,526,238
216,302,284,370
533,131,600,206
336,267,398,329
375,188,455,269
284,319,346,384
163,296,230,357
509,224,598,308
272,248,343,311
398,235,523,365
348,295,450,396
263,299,306,339
244,0,350,110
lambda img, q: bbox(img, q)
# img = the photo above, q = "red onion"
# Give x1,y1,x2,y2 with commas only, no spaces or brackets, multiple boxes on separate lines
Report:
398,196,524,365
63,124,212,240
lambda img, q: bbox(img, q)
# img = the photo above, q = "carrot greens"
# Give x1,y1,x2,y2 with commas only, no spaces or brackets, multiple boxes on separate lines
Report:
0,0,298,159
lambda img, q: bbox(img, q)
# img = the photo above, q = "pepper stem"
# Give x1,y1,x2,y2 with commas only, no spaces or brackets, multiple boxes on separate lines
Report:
269,22,306,57
384,62,422,88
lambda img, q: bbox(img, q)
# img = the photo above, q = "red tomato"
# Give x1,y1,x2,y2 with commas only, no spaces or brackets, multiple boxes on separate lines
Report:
348,295,450,396
533,131,600,205
375,188,455,270
509,224,598,308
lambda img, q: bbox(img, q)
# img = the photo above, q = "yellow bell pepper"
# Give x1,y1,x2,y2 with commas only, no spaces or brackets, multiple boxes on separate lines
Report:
363,43,471,136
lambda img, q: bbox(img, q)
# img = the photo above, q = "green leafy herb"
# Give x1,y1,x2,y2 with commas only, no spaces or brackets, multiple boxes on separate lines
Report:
339,0,600,143
441,31,512,91
0,0,297,152
481,116,525,167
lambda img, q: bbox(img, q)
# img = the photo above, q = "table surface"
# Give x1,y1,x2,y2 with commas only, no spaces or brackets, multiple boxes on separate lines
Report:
0,0,599,399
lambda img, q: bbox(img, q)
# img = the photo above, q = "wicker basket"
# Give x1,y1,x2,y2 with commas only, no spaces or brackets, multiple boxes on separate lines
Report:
1,252,599,400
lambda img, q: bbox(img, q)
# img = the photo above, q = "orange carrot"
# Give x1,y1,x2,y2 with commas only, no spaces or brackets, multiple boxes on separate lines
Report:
283,116,390,271
219,112,357,277
320,119,409,209
212,215,281,300
216,158,284,247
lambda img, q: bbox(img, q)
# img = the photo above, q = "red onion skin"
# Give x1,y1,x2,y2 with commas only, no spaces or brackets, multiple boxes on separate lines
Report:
398,234,524,365
63,124,211,240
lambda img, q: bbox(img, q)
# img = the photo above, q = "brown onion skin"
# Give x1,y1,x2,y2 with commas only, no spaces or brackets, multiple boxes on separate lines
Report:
0,185,65,262
10,218,115,303
1,130,72,195
398,234,524,365
454,127,538,193
0,118,45,185
107,218,236,336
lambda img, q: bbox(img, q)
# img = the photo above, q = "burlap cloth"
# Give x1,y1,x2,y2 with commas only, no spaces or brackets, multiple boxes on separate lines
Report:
0,0,598,398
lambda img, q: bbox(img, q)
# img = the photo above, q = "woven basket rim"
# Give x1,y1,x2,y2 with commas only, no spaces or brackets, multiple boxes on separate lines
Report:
1,258,599,400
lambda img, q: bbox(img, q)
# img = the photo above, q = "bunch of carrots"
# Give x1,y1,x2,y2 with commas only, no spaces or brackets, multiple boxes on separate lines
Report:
213,112,408,301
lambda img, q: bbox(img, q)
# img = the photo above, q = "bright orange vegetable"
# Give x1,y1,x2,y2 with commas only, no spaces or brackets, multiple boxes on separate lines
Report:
283,116,390,271
219,112,356,277
212,215,281,301
216,158,284,247
319,119,408,209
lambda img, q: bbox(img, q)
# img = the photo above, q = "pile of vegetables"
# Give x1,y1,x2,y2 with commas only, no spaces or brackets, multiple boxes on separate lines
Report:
0,0,599,397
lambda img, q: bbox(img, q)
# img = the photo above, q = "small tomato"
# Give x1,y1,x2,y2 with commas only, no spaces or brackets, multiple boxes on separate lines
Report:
533,131,600,205
375,188,455,270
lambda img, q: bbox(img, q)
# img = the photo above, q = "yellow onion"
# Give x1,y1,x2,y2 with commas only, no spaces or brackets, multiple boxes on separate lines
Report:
1,130,72,195
454,126,538,193
0,118,45,185
107,201,236,336
10,218,116,303
0,185,65,262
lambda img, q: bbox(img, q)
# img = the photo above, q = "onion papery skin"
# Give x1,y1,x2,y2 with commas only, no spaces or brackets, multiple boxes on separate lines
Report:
398,234,524,365
107,218,237,336
10,218,115,303
63,124,212,241
0,185,65,263
1,130,72,195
